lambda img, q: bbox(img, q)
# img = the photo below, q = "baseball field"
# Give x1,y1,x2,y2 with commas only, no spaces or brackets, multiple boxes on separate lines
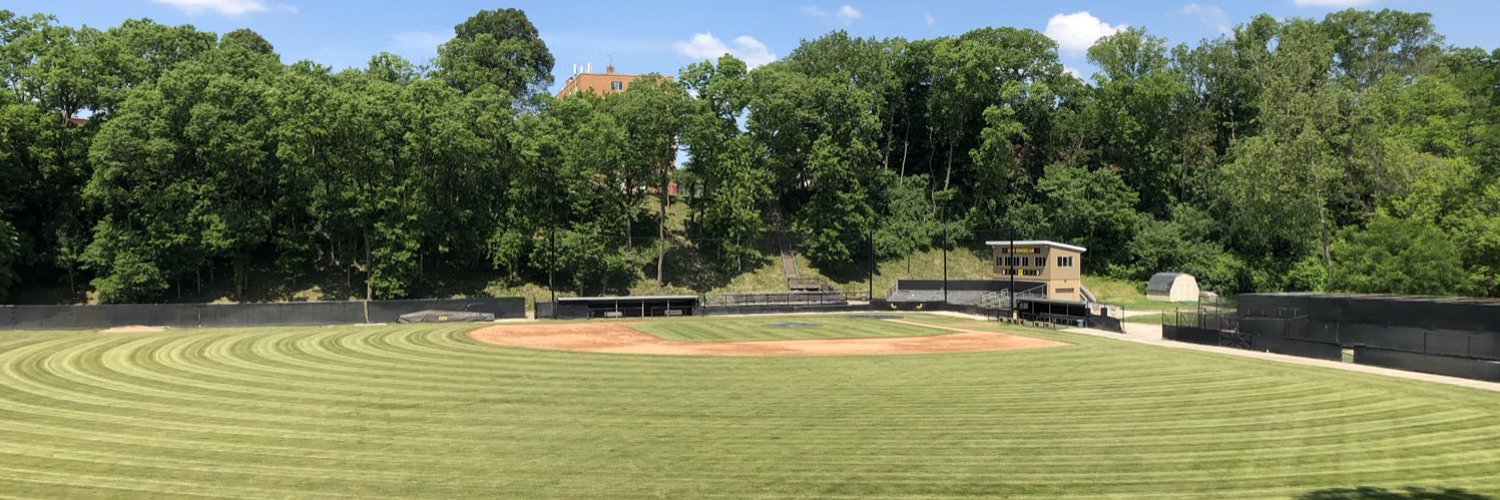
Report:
1,313,1498,498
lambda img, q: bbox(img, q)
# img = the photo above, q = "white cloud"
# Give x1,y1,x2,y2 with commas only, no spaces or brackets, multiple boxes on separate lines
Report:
672,32,777,68
391,31,450,61
1063,66,1083,79
1293,0,1376,6
837,5,863,24
802,4,862,25
1182,3,1231,35
151,0,295,16
923,11,936,26
1045,11,1124,54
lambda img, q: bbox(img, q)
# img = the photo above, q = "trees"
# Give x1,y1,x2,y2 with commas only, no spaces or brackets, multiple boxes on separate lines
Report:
1218,19,1341,276
84,33,284,302
608,76,691,288
436,8,553,100
1035,163,1141,270
1085,28,1188,216
680,55,768,270
747,64,881,270
1328,214,1466,295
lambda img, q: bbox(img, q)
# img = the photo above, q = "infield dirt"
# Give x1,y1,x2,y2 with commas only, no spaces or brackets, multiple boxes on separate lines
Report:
468,320,1065,356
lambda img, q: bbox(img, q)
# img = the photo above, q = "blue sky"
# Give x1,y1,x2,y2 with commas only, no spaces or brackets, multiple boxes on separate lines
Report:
10,0,1500,91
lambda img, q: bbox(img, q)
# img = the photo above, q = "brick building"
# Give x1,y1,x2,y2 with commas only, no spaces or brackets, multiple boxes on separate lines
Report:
556,64,663,97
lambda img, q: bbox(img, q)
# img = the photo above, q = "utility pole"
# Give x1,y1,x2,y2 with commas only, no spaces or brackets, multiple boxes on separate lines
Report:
548,184,558,318
548,223,556,317
941,209,948,304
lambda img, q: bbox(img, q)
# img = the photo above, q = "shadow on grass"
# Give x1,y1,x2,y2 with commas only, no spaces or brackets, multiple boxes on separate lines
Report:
1298,486,1493,500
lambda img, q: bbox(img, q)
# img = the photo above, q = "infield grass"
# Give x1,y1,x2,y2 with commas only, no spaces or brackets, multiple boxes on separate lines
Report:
1,314,1498,498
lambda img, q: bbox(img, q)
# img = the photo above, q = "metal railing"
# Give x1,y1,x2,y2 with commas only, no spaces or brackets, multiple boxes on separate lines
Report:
701,291,848,307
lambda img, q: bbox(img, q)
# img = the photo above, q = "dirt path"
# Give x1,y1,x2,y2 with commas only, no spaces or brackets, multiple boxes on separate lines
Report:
468,321,1065,357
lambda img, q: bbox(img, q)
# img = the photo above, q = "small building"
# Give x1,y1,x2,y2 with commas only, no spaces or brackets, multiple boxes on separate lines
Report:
1146,272,1199,303
985,240,1086,301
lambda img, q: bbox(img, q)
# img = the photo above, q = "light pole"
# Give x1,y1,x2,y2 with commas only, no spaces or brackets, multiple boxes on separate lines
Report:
868,216,875,302
940,208,948,305
1009,230,1017,319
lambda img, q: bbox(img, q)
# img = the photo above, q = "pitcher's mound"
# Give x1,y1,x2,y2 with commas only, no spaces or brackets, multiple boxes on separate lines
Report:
468,322,1064,356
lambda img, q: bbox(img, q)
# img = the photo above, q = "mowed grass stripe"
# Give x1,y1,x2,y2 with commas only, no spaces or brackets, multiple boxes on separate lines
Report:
0,315,1498,497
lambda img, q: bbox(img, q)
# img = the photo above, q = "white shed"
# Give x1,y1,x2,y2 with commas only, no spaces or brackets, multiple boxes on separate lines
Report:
1146,272,1200,303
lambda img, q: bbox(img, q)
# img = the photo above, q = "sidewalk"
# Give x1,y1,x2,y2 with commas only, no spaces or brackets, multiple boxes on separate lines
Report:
1064,321,1500,393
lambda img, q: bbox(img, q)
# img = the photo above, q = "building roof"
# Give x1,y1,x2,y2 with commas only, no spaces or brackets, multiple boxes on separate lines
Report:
984,240,1087,253
1146,272,1192,292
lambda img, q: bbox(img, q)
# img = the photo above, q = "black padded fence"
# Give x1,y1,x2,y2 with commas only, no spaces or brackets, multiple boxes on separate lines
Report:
1162,325,1222,346
0,297,525,330
1354,347,1500,382
1238,293,1500,361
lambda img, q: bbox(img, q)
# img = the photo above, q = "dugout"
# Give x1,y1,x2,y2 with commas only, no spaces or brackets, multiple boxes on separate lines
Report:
1015,297,1089,325
548,295,698,320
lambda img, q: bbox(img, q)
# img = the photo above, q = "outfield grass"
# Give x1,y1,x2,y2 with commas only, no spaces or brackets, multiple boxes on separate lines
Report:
631,314,946,342
1,315,1499,498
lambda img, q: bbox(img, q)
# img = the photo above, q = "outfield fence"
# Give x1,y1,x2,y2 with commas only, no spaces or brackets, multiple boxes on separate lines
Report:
0,297,526,330
1156,293,1500,382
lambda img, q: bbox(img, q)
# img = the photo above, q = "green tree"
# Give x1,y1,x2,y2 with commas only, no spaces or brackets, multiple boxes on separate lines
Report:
436,8,553,100
1219,19,1340,273
220,28,275,55
1035,163,1140,270
1085,28,1189,216
85,39,284,301
748,64,881,270
610,76,691,288
680,55,768,269
1328,214,1466,295
874,173,939,273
